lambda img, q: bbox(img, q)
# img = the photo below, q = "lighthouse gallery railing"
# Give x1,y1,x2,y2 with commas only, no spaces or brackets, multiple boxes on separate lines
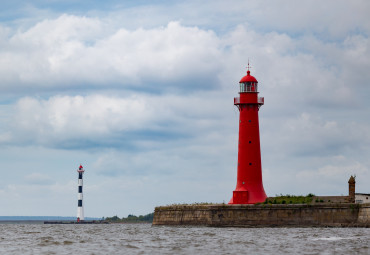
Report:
234,97,264,104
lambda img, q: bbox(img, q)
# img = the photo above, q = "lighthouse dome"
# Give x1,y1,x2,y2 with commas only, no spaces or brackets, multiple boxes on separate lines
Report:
240,70,258,83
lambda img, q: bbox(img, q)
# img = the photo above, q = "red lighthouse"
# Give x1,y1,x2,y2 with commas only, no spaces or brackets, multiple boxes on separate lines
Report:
229,65,267,204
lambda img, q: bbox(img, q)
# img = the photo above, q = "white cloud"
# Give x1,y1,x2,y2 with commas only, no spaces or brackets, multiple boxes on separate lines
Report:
0,17,222,91
236,0,370,38
7,90,235,150
262,111,370,159
10,95,151,146
0,13,369,99
297,161,367,180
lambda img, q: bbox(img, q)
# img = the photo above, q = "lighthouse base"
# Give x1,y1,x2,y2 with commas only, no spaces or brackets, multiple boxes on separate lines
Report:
228,189,267,204
229,191,249,204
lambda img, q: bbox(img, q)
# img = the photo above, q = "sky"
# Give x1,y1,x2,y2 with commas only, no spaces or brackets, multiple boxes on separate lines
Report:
0,0,369,218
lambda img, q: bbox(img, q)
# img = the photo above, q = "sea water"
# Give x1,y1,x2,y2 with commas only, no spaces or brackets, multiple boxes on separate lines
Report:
0,223,369,254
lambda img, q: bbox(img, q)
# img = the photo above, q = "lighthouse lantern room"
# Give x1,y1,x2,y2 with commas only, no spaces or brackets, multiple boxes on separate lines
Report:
229,64,267,204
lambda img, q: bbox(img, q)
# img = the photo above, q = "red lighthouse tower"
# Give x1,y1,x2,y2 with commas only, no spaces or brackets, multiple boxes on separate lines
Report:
229,65,267,204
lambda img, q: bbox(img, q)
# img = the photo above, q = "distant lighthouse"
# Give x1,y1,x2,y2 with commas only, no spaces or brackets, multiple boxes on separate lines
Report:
77,165,85,222
229,64,267,204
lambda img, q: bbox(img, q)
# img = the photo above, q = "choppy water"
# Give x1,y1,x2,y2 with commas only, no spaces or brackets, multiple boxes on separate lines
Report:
0,223,369,254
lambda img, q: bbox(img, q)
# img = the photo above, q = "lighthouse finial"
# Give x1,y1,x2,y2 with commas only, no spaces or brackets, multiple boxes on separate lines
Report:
247,59,252,75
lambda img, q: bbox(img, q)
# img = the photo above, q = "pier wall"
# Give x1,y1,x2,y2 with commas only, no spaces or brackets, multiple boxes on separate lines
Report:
153,203,370,227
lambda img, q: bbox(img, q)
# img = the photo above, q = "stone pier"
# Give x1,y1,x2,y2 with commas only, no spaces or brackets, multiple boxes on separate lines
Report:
153,203,370,227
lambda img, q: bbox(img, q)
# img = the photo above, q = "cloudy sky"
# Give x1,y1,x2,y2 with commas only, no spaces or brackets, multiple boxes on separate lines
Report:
0,0,369,218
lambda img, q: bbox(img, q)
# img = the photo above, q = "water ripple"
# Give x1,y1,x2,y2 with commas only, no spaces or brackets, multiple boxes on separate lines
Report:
0,224,369,254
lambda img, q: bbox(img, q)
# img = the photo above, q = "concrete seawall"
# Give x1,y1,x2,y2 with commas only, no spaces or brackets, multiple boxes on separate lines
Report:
153,203,370,227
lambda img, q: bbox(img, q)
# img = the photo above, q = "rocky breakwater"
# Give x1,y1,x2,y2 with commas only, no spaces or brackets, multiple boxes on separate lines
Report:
153,203,370,227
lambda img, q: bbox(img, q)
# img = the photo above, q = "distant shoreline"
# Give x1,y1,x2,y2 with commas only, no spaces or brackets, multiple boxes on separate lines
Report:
0,216,101,220
0,220,152,225
0,220,45,224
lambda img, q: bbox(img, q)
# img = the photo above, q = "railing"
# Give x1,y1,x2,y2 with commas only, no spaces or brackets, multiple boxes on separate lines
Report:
234,97,264,105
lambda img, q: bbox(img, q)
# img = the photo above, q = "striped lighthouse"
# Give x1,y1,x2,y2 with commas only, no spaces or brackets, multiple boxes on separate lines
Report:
77,165,85,222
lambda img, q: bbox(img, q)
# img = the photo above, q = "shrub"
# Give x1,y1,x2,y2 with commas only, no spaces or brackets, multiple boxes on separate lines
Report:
265,194,315,205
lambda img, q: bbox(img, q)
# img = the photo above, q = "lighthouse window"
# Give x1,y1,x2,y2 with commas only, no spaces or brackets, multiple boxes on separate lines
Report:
240,82,258,92
78,200,82,207
78,186,82,193
249,163,252,165
249,141,251,143
246,82,251,92
240,82,253,92
249,120,251,122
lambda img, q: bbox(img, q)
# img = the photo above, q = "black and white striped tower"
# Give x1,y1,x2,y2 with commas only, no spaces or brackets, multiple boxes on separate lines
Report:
77,165,85,222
